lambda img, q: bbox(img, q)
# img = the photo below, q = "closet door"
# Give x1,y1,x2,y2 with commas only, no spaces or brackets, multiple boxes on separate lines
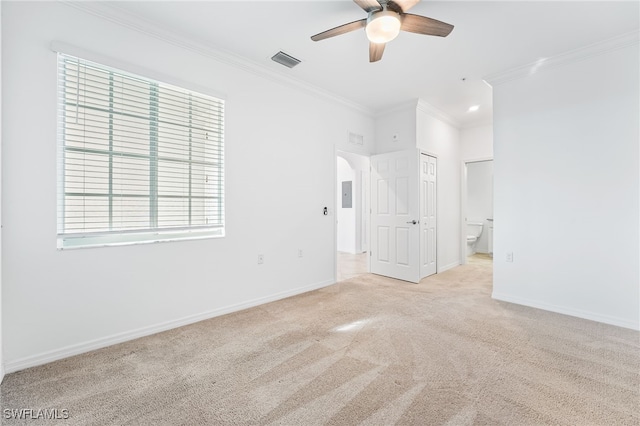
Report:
420,154,437,279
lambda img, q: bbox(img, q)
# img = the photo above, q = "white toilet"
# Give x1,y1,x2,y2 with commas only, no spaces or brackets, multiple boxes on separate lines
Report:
466,222,484,256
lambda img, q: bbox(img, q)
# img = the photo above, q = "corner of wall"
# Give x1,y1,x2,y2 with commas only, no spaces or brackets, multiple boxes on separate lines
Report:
416,99,460,130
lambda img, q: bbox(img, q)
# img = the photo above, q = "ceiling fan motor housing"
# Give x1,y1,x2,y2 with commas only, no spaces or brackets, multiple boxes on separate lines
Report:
366,8,402,43
311,0,454,62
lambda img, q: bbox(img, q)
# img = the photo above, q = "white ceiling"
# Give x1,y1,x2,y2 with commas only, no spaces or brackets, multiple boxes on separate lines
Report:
103,1,639,127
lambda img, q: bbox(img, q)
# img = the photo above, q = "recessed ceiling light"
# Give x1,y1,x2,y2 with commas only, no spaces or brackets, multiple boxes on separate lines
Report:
468,105,480,112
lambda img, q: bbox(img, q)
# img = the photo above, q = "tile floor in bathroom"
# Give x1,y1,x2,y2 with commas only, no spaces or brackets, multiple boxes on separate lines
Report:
467,252,493,265
337,251,368,282
337,251,493,282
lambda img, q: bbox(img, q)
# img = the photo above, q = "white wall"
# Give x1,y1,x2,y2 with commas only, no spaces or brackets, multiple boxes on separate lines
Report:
416,103,462,272
337,156,356,253
461,124,493,160
492,42,640,330
374,103,417,154
2,2,376,371
0,0,4,383
466,161,493,253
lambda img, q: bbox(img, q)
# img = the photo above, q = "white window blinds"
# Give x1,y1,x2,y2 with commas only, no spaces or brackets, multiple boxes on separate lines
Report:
57,53,225,248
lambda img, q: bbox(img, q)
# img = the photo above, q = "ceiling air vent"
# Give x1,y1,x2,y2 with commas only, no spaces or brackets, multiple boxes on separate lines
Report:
271,51,301,68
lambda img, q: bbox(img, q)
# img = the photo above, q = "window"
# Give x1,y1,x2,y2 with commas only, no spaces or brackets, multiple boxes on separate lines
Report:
57,53,224,248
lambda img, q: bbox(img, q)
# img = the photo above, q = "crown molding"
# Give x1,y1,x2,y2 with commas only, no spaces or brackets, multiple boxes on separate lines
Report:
376,98,461,128
484,30,640,87
460,119,493,130
61,1,375,117
416,99,461,128
374,99,419,118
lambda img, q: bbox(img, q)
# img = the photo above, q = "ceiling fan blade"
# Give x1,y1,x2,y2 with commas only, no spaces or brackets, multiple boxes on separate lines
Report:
389,0,420,13
401,13,454,37
353,0,382,13
369,42,385,62
311,18,367,41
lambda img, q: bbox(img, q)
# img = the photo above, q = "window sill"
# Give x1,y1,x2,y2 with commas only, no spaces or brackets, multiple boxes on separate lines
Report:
57,228,225,250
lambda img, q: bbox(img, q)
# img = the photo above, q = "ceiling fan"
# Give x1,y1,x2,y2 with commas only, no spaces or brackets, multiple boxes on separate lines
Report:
311,0,454,62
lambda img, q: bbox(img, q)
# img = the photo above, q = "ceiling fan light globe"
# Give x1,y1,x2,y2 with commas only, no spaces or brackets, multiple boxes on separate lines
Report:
366,11,401,44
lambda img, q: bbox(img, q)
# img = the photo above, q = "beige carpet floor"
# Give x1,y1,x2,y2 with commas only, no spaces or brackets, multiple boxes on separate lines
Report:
1,258,639,425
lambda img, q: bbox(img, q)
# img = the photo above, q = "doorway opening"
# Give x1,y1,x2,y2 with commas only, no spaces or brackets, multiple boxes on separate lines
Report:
462,159,493,266
336,151,369,282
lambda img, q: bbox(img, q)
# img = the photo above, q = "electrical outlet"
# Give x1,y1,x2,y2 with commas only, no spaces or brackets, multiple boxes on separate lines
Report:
506,252,513,263
258,254,264,264
298,249,303,258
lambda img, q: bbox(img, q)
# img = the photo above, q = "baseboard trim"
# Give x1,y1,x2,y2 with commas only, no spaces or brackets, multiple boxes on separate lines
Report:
438,261,460,273
5,279,335,374
492,291,640,331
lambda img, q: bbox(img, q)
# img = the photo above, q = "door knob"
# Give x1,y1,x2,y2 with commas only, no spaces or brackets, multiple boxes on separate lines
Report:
407,220,418,225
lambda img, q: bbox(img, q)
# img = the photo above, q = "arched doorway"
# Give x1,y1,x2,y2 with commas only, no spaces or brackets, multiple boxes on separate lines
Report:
336,152,369,281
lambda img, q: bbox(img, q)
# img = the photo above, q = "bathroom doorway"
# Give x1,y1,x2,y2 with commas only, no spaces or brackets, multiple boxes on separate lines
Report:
461,159,493,265
336,151,369,281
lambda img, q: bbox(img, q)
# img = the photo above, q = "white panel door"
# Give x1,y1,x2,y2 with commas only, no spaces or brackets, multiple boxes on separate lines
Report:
370,149,420,283
420,154,437,278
